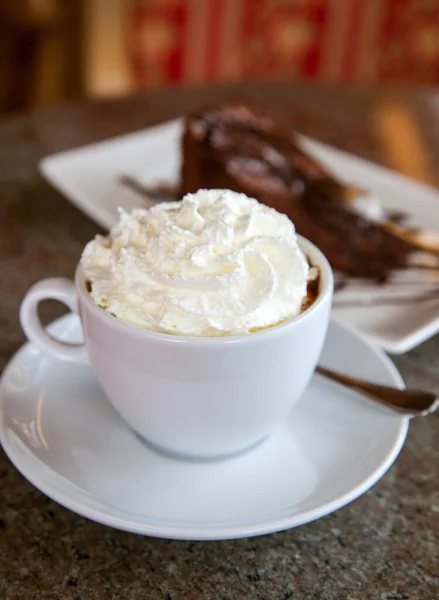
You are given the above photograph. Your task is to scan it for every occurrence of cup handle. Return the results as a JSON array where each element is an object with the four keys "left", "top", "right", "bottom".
[{"left": 20, "top": 278, "right": 88, "bottom": 364}]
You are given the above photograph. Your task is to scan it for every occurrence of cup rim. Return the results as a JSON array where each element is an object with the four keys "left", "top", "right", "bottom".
[{"left": 76, "top": 235, "right": 333, "bottom": 346}]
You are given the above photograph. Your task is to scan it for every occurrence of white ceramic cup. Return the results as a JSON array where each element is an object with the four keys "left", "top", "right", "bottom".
[{"left": 20, "top": 236, "right": 333, "bottom": 459}]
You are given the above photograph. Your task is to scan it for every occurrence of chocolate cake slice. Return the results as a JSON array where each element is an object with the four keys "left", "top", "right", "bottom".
[{"left": 181, "top": 102, "right": 417, "bottom": 282}]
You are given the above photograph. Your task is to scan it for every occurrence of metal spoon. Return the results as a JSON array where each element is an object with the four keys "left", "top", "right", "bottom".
[{"left": 316, "top": 366, "right": 439, "bottom": 417}]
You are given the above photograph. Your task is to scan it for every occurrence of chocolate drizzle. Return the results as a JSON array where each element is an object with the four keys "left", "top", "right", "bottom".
[{"left": 119, "top": 175, "right": 181, "bottom": 201}]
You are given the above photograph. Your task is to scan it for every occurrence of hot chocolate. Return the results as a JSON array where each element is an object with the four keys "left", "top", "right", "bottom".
[{"left": 81, "top": 189, "right": 320, "bottom": 337}]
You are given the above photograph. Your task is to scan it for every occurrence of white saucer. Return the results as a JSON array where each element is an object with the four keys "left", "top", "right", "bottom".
[{"left": 0, "top": 315, "right": 408, "bottom": 540}]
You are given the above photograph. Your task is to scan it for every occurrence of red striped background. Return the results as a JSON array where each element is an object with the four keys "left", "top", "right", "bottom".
[{"left": 129, "top": 0, "right": 439, "bottom": 87}]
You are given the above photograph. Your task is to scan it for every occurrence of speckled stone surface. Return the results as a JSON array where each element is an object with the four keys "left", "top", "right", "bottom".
[{"left": 0, "top": 83, "right": 438, "bottom": 600}]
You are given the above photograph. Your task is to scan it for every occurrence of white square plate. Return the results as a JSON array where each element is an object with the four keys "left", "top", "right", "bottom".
[{"left": 40, "top": 119, "right": 439, "bottom": 353}]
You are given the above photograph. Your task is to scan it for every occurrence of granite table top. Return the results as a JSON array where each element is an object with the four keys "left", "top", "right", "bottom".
[{"left": 0, "top": 82, "right": 438, "bottom": 600}]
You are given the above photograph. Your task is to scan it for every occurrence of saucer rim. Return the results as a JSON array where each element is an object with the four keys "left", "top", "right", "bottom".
[{"left": 0, "top": 315, "right": 409, "bottom": 540}]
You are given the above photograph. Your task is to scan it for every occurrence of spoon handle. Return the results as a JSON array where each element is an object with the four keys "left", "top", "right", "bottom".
[{"left": 316, "top": 366, "right": 438, "bottom": 417}]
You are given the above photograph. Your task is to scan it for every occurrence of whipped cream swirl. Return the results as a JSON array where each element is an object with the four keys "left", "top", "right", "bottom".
[{"left": 81, "top": 189, "right": 309, "bottom": 336}]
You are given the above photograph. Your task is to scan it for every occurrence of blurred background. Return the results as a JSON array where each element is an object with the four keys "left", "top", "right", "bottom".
[{"left": 1, "top": 0, "right": 438, "bottom": 115}]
